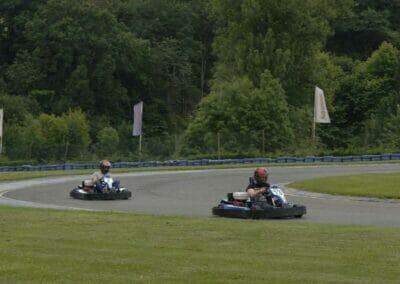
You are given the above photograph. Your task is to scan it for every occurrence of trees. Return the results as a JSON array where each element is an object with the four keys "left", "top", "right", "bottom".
[
  {"left": 327, "top": 0, "right": 400, "bottom": 60},
  {"left": 0, "top": 0, "right": 217, "bottom": 161},
  {"left": 5, "top": 109, "right": 91, "bottom": 161},
  {"left": 181, "top": 72, "right": 292, "bottom": 156},
  {"left": 95, "top": 126, "right": 119, "bottom": 157},
  {"left": 332, "top": 42, "right": 400, "bottom": 147},
  {"left": 116, "top": 0, "right": 215, "bottom": 134},
  {"left": 64, "top": 109, "right": 91, "bottom": 158},
  {"left": 209, "top": 0, "right": 344, "bottom": 107},
  {"left": 182, "top": 0, "right": 348, "bottom": 156},
  {"left": 1, "top": 0, "right": 400, "bottom": 161},
  {"left": 0, "top": 0, "right": 46, "bottom": 69},
  {"left": 5, "top": 0, "right": 150, "bottom": 120}
]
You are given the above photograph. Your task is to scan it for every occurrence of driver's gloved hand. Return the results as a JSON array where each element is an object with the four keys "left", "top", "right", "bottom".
[
  {"left": 112, "top": 180, "right": 121, "bottom": 192},
  {"left": 263, "top": 188, "right": 272, "bottom": 197}
]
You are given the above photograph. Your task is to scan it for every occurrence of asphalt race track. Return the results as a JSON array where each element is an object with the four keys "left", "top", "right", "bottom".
[{"left": 1, "top": 163, "right": 400, "bottom": 227}]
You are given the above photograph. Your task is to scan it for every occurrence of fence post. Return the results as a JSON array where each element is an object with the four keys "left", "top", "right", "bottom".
[
  {"left": 64, "top": 141, "right": 69, "bottom": 161},
  {"left": 217, "top": 132, "right": 221, "bottom": 160},
  {"left": 262, "top": 129, "right": 265, "bottom": 154}
]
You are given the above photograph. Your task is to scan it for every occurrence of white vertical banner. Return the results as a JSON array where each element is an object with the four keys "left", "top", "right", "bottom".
[
  {"left": 132, "top": 101, "right": 143, "bottom": 136},
  {"left": 314, "top": 86, "right": 331, "bottom": 123}
]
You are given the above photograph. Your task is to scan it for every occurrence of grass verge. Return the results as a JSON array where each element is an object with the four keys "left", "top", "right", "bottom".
[
  {"left": 1, "top": 160, "right": 399, "bottom": 182},
  {"left": 0, "top": 206, "right": 399, "bottom": 283},
  {"left": 289, "top": 173, "right": 400, "bottom": 199}
]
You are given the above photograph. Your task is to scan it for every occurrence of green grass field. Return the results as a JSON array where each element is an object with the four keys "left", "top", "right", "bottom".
[
  {"left": 289, "top": 172, "right": 400, "bottom": 199},
  {"left": 0, "top": 206, "right": 399, "bottom": 283}
]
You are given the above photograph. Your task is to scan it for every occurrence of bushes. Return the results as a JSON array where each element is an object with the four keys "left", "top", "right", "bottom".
[{"left": 4, "top": 110, "right": 91, "bottom": 161}]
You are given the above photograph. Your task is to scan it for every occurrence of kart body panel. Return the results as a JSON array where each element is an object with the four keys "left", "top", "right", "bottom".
[
  {"left": 212, "top": 184, "right": 306, "bottom": 219},
  {"left": 212, "top": 203, "right": 306, "bottom": 219},
  {"left": 70, "top": 187, "right": 132, "bottom": 200},
  {"left": 70, "top": 176, "right": 132, "bottom": 200}
]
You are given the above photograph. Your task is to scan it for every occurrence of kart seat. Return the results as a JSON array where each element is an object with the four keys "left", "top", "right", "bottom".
[
  {"left": 83, "top": 179, "right": 94, "bottom": 187},
  {"left": 232, "top": 191, "right": 249, "bottom": 200}
]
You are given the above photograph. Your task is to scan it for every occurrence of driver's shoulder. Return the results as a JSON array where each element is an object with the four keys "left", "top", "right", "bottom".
[{"left": 92, "top": 171, "right": 103, "bottom": 179}]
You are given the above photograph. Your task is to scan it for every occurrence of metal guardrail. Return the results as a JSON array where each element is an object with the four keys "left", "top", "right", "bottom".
[{"left": 0, "top": 153, "right": 399, "bottom": 172}]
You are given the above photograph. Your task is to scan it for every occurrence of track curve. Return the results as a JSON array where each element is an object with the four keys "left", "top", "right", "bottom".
[{"left": 1, "top": 164, "right": 400, "bottom": 227}]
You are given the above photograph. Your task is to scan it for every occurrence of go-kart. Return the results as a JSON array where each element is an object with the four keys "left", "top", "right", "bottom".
[
  {"left": 70, "top": 175, "right": 132, "bottom": 200},
  {"left": 212, "top": 184, "right": 306, "bottom": 219}
]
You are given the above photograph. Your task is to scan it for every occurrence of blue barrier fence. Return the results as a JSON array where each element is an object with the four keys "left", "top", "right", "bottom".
[{"left": 0, "top": 153, "right": 400, "bottom": 172}]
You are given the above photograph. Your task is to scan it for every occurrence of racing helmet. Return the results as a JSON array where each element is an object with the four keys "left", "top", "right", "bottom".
[
  {"left": 99, "top": 159, "right": 111, "bottom": 174},
  {"left": 254, "top": 167, "right": 268, "bottom": 184}
]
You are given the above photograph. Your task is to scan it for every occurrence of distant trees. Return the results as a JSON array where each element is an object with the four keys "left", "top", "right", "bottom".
[
  {"left": 208, "top": 0, "right": 343, "bottom": 106},
  {"left": 183, "top": 0, "right": 400, "bottom": 157},
  {"left": 5, "top": 109, "right": 91, "bottom": 161},
  {"left": 95, "top": 126, "right": 120, "bottom": 157},
  {"left": 115, "top": 0, "right": 215, "bottom": 134},
  {"left": 0, "top": 0, "right": 215, "bottom": 161},
  {"left": 326, "top": 0, "right": 400, "bottom": 59},
  {"left": 182, "top": 72, "right": 292, "bottom": 155},
  {"left": 332, "top": 42, "right": 400, "bottom": 147},
  {"left": 5, "top": 0, "right": 150, "bottom": 120},
  {"left": 182, "top": 0, "right": 348, "bottom": 155},
  {"left": 0, "top": 0, "right": 399, "bottom": 162}
]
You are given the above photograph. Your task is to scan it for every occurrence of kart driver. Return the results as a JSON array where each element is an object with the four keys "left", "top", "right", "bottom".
[
  {"left": 245, "top": 167, "right": 273, "bottom": 206},
  {"left": 92, "top": 159, "right": 120, "bottom": 192}
]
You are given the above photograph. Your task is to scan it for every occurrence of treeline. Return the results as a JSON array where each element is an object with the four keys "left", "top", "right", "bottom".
[{"left": 0, "top": 0, "right": 399, "bottom": 163}]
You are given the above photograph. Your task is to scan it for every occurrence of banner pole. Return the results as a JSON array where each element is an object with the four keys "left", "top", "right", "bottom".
[
  {"left": 139, "top": 134, "right": 142, "bottom": 154},
  {"left": 262, "top": 129, "right": 265, "bottom": 153},
  {"left": 217, "top": 132, "right": 220, "bottom": 160},
  {"left": 312, "top": 120, "right": 316, "bottom": 143}
]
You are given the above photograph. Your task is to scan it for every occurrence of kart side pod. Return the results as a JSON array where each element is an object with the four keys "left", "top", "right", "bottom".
[{"left": 213, "top": 187, "right": 307, "bottom": 219}]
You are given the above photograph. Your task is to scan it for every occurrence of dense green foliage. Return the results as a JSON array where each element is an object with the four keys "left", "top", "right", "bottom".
[
  {"left": 182, "top": 72, "right": 293, "bottom": 155},
  {"left": 0, "top": 0, "right": 400, "bottom": 163},
  {"left": 5, "top": 109, "right": 90, "bottom": 161}
]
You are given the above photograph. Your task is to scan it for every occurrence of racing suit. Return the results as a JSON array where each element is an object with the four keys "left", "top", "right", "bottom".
[
  {"left": 245, "top": 177, "right": 273, "bottom": 208},
  {"left": 92, "top": 172, "right": 120, "bottom": 193}
]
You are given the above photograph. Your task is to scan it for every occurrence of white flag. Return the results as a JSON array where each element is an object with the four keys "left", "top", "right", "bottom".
[
  {"left": 132, "top": 101, "right": 143, "bottom": 136},
  {"left": 0, "top": 108, "right": 3, "bottom": 138},
  {"left": 314, "top": 86, "right": 330, "bottom": 123}
]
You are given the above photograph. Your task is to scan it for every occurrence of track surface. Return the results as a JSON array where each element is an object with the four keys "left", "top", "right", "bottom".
[{"left": 1, "top": 164, "right": 400, "bottom": 227}]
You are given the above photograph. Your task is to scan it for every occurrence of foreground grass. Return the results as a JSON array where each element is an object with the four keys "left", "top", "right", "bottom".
[
  {"left": 289, "top": 173, "right": 400, "bottom": 199},
  {"left": 0, "top": 207, "right": 399, "bottom": 283}
]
